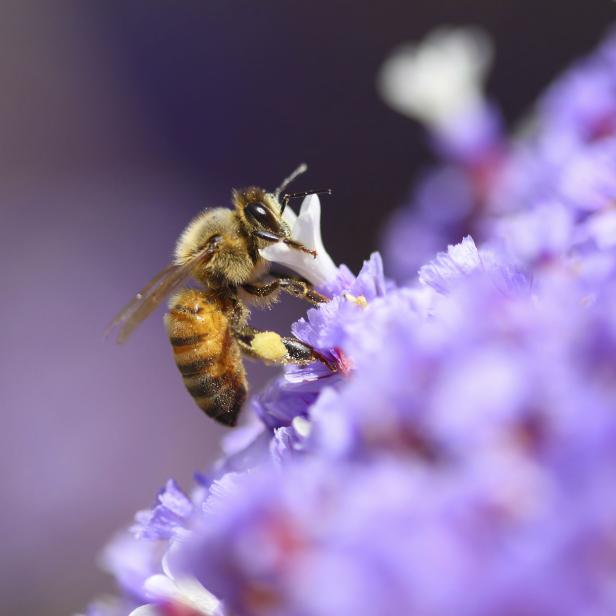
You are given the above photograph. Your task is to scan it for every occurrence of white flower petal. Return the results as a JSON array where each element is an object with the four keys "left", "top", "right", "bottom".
[
  {"left": 129, "top": 605, "right": 160, "bottom": 616},
  {"left": 174, "top": 577, "right": 221, "bottom": 614},
  {"left": 143, "top": 571, "right": 221, "bottom": 615},
  {"left": 378, "top": 26, "right": 493, "bottom": 128},
  {"left": 142, "top": 545, "right": 221, "bottom": 615},
  {"left": 281, "top": 202, "right": 298, "bottom": 226},
  {"left": 292, "top": 415, "right": 312, "bottom": 438},
  {"left": 143, "top": 573, "right": 178, "bottom": 600},
  {"left": 260, "top": 194, "right": 338, "bottom": 287}
]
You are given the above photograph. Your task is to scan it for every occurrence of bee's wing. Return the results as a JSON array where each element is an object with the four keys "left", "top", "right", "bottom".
[{"left": 107, "top": 245, "right": 216, "bottom": 344}]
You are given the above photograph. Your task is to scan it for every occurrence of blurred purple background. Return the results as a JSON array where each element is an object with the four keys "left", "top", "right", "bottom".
[{"left": 1, "top": 2, "right": 613, "bottom": 614}]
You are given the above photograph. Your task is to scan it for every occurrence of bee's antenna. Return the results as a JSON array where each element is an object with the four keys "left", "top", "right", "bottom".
[
  {"left": 281, "top": 188, "right": 332, "bottom": 214},
  {"left": 274, "top": 163, "right": 308, "bottom": 200}
]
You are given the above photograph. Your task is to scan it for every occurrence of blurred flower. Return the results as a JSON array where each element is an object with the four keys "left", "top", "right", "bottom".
[
  {"left": 381, "top": 25, "right": 616, "bottom": 287},
  {"left": 378, "top": 26, "right": 509, "bottom": 282},
  {"left": 98, "top": 531, "right": 165, "bottom": 604},
  {"left": 377, "top": 26, "right": 493, "bottom": 132},
  {"left": 492, "top": 201, "right": 574, "bottom": 265},
  {"left": 538, "top": 32, "right": 616, "bottom": 145}
]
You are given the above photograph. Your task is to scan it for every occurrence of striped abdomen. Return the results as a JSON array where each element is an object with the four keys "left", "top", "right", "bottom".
[{"left": 165, "top": 289, "right": 247, "bottom": 426}]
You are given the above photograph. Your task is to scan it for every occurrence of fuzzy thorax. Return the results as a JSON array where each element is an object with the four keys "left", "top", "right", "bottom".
[{"left": 175, "top": 208, "right": 256, "bottom": 285}]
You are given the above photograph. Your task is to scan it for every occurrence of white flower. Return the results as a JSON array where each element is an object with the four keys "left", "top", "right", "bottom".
[
  {"left": 292, "top": 415, "right": 312, "bottom": 438},
  {"left": 260, "top": 193, "right": 338, "bottom": 288},
  {"left": 377, "top": 26, "right": 493, "bottom": 129},
  {"left": 130, "top": 547, "right": 221, "bottom": 616}
]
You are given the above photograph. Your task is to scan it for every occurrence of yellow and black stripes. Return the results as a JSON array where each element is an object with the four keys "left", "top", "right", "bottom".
[
  {"left": 176, "top": 357, "right": 213, "bottom": 377},
  {"left": 164, "top": 283, "right": 333, "bottom": 427},
  {"left": 169, "top": 333, "right": 206, "bottom": 347},
  {"left": 165, "top": 288, "right": 247, "bottom": 427}
]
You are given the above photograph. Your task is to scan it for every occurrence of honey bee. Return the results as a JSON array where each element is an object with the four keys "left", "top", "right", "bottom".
[{"left": 109, "top": 164, "right": 334, "bottom": 426}]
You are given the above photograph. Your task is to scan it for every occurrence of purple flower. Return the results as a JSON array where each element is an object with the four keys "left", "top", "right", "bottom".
[
  {"left": 133, "top": 480, "right": 194, "bottom": 541},
  {"left": 556, "top": 137, "right": 616, "bottom": 211},
  {"left": 431, "top": 101, "right": 505, "bottom": 164},
  {"left": 246, "top": 253, "right": 389, "bottom": 433},
  {"left": 491, "top": 201, "right": 575, "bottom": 265},
  {"left": 269, "top": 417, "right": 312, "bottom": 467},
  {"left": 175, "top": 243, "right": 616, "bottom": 613},
  {"left": 213, "top": 420, "right": 272, "bottom": 476},
  {"left": 418, "top": 235, "right": 530, "bottom": 297},
  {"left": 178, "top": 422, "right": 616, "bottom": 616},
  {"left": 249, "top": 371, "right": 328, "bottom": 431},
  {"left": 292, "top": 252, "right": 388, "bottom": 355},
  {"left": 539, "top": 39, "right": 616, "bottom": 144},
  {"left": 383, "top": 26, "right": 616, "bottom": 282}
]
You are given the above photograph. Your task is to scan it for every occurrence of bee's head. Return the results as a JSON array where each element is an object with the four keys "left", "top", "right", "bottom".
[
  {"left": 233, "top": 187, "right": 292, "bottom": 248},
  {"left": 231, "top": 165, "right": 321, "bottom": 258},
  {"left": 233, "top": 163, "right": 310, "bottom": 247}
]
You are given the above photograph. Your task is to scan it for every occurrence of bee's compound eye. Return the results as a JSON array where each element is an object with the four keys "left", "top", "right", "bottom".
[{"left": 245, "top": 201, "right": 279, "bottom": 232}]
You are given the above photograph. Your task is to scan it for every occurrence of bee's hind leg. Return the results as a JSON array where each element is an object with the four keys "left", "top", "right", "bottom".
[{"left": 234, "top": 325, "right": 336, "bottom": 371}]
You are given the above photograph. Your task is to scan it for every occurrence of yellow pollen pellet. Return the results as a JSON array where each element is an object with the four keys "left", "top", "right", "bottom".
[{"left": 252, "top": 332, "right": 288, "bottom": 361}]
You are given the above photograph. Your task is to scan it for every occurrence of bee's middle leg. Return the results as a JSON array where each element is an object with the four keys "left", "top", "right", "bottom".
[{"left": 242, "top": 275, "right": 328, "bottom": 306}]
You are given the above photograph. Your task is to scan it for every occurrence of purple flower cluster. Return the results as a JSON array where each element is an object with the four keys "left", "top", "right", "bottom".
[
  {"left": 383, "top": 25, "right": 616, "bottom": 282},
  {"left": 83, "top": 27, "right": 616, "bottom": 616}
]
